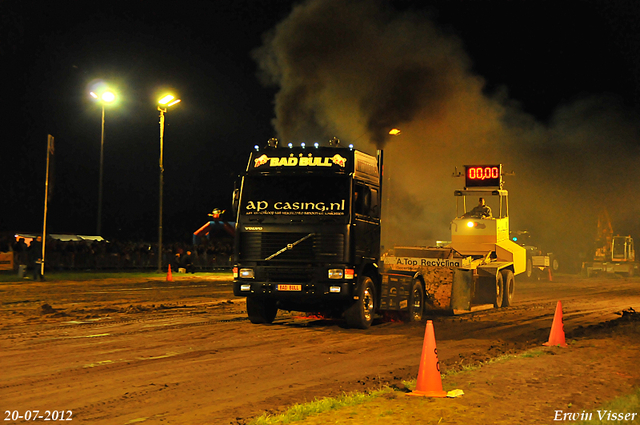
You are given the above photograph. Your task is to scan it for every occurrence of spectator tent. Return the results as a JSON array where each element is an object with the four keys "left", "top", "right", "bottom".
[{"left": 14, "top": 233, "right": 105, "bottom": 245}]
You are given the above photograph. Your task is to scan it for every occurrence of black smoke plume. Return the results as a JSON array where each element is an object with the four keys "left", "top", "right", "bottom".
[{"left": 254, "top": 0, "right": 640, "bottom": 270}]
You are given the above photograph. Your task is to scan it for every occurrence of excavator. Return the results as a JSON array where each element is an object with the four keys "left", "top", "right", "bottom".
[{"left": 581, "top": 209, "right": 637, "bottom": 277}]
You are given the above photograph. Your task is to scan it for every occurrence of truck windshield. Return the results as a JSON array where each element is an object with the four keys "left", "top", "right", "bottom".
[{"left": 240, "top": 175, "right": 349, "bottom": 221}]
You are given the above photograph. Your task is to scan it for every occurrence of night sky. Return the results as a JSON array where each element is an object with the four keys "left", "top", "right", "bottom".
[{"left": 3, "top": 0, "right": 640, "bottom": 252}]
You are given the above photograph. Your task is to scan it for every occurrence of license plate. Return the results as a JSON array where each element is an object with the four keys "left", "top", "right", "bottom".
[{"left": 277, "top": 284, "right": 302, "bottom": 291}]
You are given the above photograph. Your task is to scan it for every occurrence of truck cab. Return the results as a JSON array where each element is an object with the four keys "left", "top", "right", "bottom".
[{"left": 232, "top": 138, "right": 383, "bottom": 328}]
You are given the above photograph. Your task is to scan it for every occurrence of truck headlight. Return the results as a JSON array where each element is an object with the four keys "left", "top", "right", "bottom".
[
  {"left": 239, "top": 268, "right": 255, "bottom": 279},
  {"left": 240, "top": 284, "right": 252, "bottom": 291},
  {"left": 466, "top": 221, "right": 485, "bottom": 229},
  {"left": 328, "top": 269, "right": 344, "bottom": 279}
]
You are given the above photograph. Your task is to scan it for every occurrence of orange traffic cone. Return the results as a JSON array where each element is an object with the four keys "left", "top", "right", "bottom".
[
  {"left": 166, "top": 264, "right": 174, "bottom": 282},
  {"left": 543, "top": 300, "right": 568, "bottom": 347},
  {"left": 407, "top": 320, "right": 448, "bottom": 397},
  {"left": 547, "top": 266, "right": 553, "bottom": 281}
]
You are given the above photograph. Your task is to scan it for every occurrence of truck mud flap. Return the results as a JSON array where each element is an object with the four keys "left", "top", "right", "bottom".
[
  {"left": 451, "top": 269, "right": 471, "bottom": 311},
  {"left": 450, "top": 269, "right": 494, "bottom": 314},
  {"left": 380, "top": 274, "right": 412, "bottom": 311}
]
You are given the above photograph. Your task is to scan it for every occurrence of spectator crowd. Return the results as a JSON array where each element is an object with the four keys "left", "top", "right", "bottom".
[{"left": 0, "top": 235, "right": 232, "bottom": 273}]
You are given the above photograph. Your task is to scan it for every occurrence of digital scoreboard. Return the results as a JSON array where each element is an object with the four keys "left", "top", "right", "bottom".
[{"left": 464, "top": 165, "right": 502, "bottom": 188}]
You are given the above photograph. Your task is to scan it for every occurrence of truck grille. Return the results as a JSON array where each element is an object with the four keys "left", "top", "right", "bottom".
[
  {"left": 240, "top": 232, "right": 344, "bottom": 262},
  {"left": 263, "top": 267, "right": 314, "bottom": 282}
]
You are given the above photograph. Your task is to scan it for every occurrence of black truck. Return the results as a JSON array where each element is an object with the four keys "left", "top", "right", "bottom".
[{"left": 232, "top": 138, "right": 382, "bottom": 328}]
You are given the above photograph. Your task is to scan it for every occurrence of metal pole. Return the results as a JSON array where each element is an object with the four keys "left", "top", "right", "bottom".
[
  {"left": 97, "top": 105, "right": 105, "bottom": 236},
  {"left": 42, "top": 135, "right": 53, "bottom": 277},
  {"left": 157, "top": 107, "right": 166, "bottom": 272}
]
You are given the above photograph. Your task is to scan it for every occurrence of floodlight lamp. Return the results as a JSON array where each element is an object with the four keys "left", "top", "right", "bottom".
[
  {"left": 314, "top": 142, "right": 319, "bottom": 148},
  {"left": 301, "top": 142, "right": 306, "bottom": 148},
  {"left": 288, "top": 143, "right": 293, "bottom": 148},
  {"left": 389, "top": 128, "right": 401, "bottom": 136},
  {"left": 90, "top": 92, "right": 98, "bottom": 99},
  {"left": 158, "top": 95, "right": 175, "bottom": 105},
  {"left": 101, "top": 91, "right": 115, "bottom": 103},
  {"left": 254, "top": 145, "right": 259, "bottom": 151}
]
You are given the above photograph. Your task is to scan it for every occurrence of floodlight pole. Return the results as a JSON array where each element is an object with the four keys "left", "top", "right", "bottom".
[
  {"left": 41, "top": 134, "right": 54, "bottom": 277},
  {"left": 97, "top": 105, "right": 105, "bottom": 236},
  {"left": 157, "top": 106, "right": 166, "bottom": 272}
]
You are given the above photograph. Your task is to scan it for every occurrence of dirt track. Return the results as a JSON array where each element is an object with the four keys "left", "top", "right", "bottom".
[{"left": 1, "top": 273, "right": 638, "bottom": 424}]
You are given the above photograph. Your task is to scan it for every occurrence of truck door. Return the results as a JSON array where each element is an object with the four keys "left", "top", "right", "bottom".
[{"left": 354, "top": 183, "right": 381, "bottom": 260}]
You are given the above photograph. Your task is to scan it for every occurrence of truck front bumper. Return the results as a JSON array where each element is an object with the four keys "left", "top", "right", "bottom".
[{"left": 233, "top": 280, "right": 353, "bottom": 301}]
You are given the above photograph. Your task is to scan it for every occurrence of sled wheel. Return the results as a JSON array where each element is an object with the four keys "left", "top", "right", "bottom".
[
  {"left": 493, "top": 272, "right": 504, "bottom": 308},
  {"left": 500, "top": 269, "right": 515, "bottom": 307},
  {"left": 405, "top": 279, "right": 424, "bottom": 322}
]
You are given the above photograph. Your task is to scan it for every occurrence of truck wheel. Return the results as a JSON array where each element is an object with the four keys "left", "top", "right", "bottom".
[
  {"left": 493, "top": 272, "right": 504, "bottom": 308},
  {"left": 405, "top": 279, "right": 424, "bottom": 322},
  {"left": 501, "top": 269, "right": 515, "bottom": 307},
  {"left": 246, "top": 297, "right": 278, "bottom": 324},
  {"left": 580, "top": 264, "right": 589, "bottom": 278},
  {"left": 345, "top": 275, "right": 376, "bottom": 329},
  {"left": 525, "top": 258, "right": 533, "bottom": 280}
]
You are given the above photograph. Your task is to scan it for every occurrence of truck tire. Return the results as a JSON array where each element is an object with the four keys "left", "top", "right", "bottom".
[
  {"left": 580, "top": 264, "right": 589, "bottom": 278},
  {"left": 405, "top": 279, "right": 424, "bottom": 322},
  {"left": 525, "top": 258, "right": 533, "bottom": 280},
  {"left": 345, "top": 275, "right": 376, "bottom": 329},
  {"left": 501, "top": 269, "right": 515, "bottom": 307},
  {"left": 493, "top": 272, "right": 504, "bottom": 308},
  {"left": 246, "top": 297, "right": 278, "bottom": 324}
]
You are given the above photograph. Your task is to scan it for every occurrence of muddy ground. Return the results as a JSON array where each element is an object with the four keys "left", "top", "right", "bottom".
[{"left": 1, "top": 273, "right": 638, "bottom": 424}]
